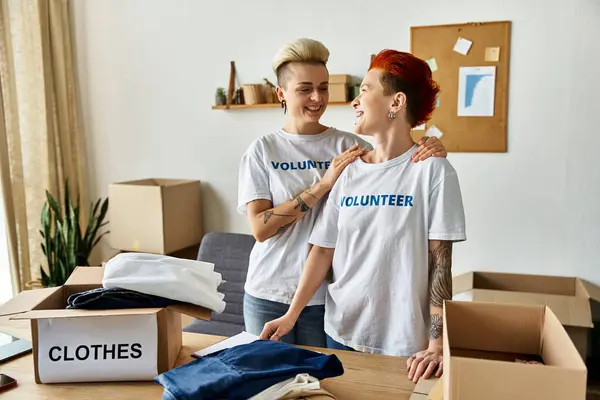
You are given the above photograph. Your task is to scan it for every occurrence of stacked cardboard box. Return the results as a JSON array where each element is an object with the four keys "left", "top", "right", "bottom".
[
  {"left": 329, "top": 74, "right": 350, "bottom": 103},
  {"left": 108, "top": 178, "right": 203, "bottom": 255},
  {"left": 453, "top": 271, "right": 600, "bottom": 361},
  {"left": 108, "top": 178, "right": 205, "bottom": 328},
  {"left": 443, "top": 300, "right": 587, "bottom": 400}
]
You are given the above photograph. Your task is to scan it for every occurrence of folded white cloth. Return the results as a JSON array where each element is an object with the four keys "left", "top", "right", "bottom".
[
  {"left": 102, "top": 252, "right": 226, "bottom": 313},
  {"left": 249, "top": 373, "right": 321, "bottom": 400}
]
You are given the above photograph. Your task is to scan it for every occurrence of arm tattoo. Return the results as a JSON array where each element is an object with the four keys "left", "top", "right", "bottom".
[
  {"left": 429, "top": 241, "right": 453, "bottom": 308},
  {"left": 260, "top": 210, "right": 294, "bottom": 224},
  {"left": 429, "top": 313, "right": 443, "bottom": 340},
  {"left": 276, "top": 219, "right": 297, "bottom": 235},
  {"left": 294, "top": 195, "right": 311, "bottom": 213},
  {"left": 304, "top": 189, "right": 319, "bottom": 200}
]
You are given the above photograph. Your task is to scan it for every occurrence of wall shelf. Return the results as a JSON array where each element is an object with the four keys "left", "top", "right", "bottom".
[{"left": 212, "top": 102, "right": 352, "bottom": 110}]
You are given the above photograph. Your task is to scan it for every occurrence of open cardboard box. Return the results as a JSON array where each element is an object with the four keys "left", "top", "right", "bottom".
[
  {"left": 109, "top": 178, "right": 203, "bottom": 254},
  {"left": 0, "top": 267, "right": 211, "bottom": 383},
  {"left": 410, "top": 377, "right": 443, "bottom": 400},
  {"left": 443, "top": 300, "right": 587, "bottom": 400},
  {"left": 453, "top": 271, "right": 600, "bottom": 360}
]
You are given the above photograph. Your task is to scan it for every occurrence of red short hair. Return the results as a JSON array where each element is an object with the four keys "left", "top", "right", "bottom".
[{"left": 369, "top": 50, "right": 440, "bottom": 127}]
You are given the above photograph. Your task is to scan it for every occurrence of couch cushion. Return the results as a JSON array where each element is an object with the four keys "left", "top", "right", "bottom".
[
  {"left": 183, "top": 232, "right": 255, "bottom": 335},
  {"left": 184, "top": 319, "right": 245, "bottom": 337}
]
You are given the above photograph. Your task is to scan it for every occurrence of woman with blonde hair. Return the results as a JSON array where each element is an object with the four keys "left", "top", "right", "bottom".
[{"left": 239, "top": 39, "right": 447, "bottom": 347}]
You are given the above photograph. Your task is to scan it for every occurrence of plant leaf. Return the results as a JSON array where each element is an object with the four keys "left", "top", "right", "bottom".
[
  {"left": 46, "top": 190, "right": 61, "bottom": 221},
  {"left": 64, "top": 179, "right": 70, "bottom": 222},
  {"left": 40, "top": 266, "right": 49, "bottom": 287},
  {"left": 39, "top": 181, "right": 109, "bottom": 287},
  {"left": 86, "top": 197, "right": 109, "bottom": 259},
  {"left": 92, "top": 231, "right": 109, "bottom": 249}
]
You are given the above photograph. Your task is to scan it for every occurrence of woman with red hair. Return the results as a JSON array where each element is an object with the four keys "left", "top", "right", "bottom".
[
  {"left": 260, "top": 50, "right": 466, "bottom": 383},
  {"left": 239, "top": 39, "right": 447, "bottom": 349}
]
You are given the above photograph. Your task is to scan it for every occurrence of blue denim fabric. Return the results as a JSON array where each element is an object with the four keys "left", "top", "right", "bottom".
[
  {"left": 243, "top": 292, "right": 326, "bottom": 347},
  {"left": 326, "top": 334, "right": 356, "bottom": 351},
  {"left": 66, "top": 287, "right": 180, "bottom": 310},
  {"left": 154, "top": 339, "right": 344, "bottom": 400}
]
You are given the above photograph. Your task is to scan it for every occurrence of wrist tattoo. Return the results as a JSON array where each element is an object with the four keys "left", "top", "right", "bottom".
[
  {"left": 429, "top": 241, "right": 453, "bottom": 308},
  {"left": 294, "top": 195, "right": 310, "bottom": 213},
  {"left": 304, "top": 189, "right": 319, "bottom": 200},
  {"left": 430, "top": 313, "right": 443, "bottom": 340}
]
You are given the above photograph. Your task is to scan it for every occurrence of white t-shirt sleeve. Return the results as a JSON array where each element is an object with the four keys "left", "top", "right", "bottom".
[
  {"left": 363, "top": 141, "right": 375, "bottom": 152},
  {"left": 355, "top": 136, "right": 374, "bottom": 152},
  {"left": 308, "top": 184, "right": 340, "bottom": 249},
  {"left": 237, "top": 145, "right": 271, "bottom": 214},
  {"left": 428, "top": 171, "right": 467, "bottom": 241}
]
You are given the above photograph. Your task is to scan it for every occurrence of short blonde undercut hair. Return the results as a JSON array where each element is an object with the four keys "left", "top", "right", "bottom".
[{"left": 272, "top": 38, "right": 330, "bottom": 87}]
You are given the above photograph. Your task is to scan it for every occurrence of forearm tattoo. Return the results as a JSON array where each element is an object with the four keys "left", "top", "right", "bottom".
[
  {"left": 430, "top": 313, "right": 443, "bottom": 340},
  {"left": 276, "top": 219, "right": 297, "bottom": 235},
  {"left": 429, "top": 241, "right": 453, "bottom": 308},
  {"left": 294, "top": 195, "right": 311, "bottom": 213},
  {"left": 260, "top": 210, "right": 294, "bottom": 224}
]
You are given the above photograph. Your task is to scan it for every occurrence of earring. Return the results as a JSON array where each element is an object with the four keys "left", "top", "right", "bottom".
[
  {"left": 281, "top": 100, "right": 287, "bottom": 114},
  {"left": 388, "top": 110, "right": 397, "bottom": 120}
]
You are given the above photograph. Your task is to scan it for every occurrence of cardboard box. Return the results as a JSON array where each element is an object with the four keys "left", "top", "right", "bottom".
[
  {"left": 453, "top": 271, "right": 600, "bottom": 360},
  {"left": 443, "top": 300, "right": 587, "bottom": 400},
  {"left": 428, "top": 379, "right": 443, "bottom": 400},
  {"left": 0, "top": 267, "right": 211, "bottom": 383},
  {"left": 411, "top": 378, "right": 443, "bottom": 400},
  {"left": 329, "top": 74, "right": 351, "bottom": 84},
  {"left": 109, "top": 178, "right": 202, "bottom": 254},
  {"left": 329, "top": 83, "right": 348, "bottom": 102}
]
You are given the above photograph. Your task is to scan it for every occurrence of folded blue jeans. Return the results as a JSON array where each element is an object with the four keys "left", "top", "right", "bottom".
[
  {"left": 66, "top": 287, "right": 180, "bottom": 310},
  {"left": 155, "top": 339, "right": 344, "bottom": 400}
]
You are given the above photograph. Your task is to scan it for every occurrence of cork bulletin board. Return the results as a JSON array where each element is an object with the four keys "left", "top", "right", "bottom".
[{"left": 410, "top": 21, "right": 511, "bottom": 152}]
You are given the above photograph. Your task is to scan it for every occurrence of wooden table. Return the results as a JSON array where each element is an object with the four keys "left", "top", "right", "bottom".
[{"left": 0, "top": 316, "right": 417, "bottom": 399}]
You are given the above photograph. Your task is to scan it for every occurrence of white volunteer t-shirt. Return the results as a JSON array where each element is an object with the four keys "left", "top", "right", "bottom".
[
  {"left": 238, "top": 127, "right": 372, "bottom": 305},
  {"left": 309, "top": 144, "right": 466, "bottom": 356}
]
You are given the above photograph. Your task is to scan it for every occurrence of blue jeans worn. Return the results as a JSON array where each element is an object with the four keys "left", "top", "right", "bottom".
[
  {"left": 243, "top": 292, "right": 326, "bottom": 348},
  {"left": 154, "top": 339, "right": 344, "bottom": 400},
  {"left": 326, "top": 334, "right": 356, "bottom": 351}
]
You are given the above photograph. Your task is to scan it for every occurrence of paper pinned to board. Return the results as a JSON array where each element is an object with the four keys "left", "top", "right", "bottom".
[
  {"left": 193, "top": 331, "right": 259, "bottom": 358},
  {"left": 485, "top": 46, "right": 501, "bottom": 62},
  {"left": 453, "top": 37, "right": 473, "bottom": 55},
  {"left": 457, "top": 66, "right": 496, "bottom": 117},
  {"left": 425, "top": 58, "right": 438, "bottom": 72},
  {"left": 414, "top": 123, "right": 427, "bottom": 130},
  {"left": 426, "top": 125, "right": 444, "bottom": 139}
]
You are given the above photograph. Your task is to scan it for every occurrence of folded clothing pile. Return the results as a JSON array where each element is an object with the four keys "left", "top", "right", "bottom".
[
  {"left": 155, "top": 340, "right": 344, "bottom": 400},
  {"left": 67, "top": 287, "right": 181, "bottom": 310},
  {"left": 102, "top": 252, "right": 226, "bottom": 313}
]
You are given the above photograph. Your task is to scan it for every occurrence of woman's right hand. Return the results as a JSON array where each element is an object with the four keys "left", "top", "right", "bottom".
[
  {"left": 320, "top": 144, "right": 367, "bottom": 190},
  {"left": 259, "top": 314, "right": 297, "bottom": 341}
]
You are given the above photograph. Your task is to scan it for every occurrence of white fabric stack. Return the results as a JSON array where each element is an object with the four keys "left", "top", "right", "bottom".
[
  {"left": 248, "top": 374, "right": 321, "bottom": 400},
  {"left": 102, "top": 252, "right": 226, "bottom": 313}
]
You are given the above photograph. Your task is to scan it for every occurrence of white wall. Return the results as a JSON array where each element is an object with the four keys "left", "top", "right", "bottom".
[{"left": 72, "top": 0, "right": 600, "bottom": 284}]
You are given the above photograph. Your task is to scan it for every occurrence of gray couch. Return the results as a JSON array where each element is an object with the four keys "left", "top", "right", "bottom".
[{"left": 183, "top": 232, "right": 255, "bottom": 336}]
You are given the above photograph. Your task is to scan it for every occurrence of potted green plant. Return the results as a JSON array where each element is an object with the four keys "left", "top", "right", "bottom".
[
  {"left": 215, "top": 87, "right": 227, "bottom": 105},
  {"left": 39, "top": 180, "right": 109, "bottom": 287}
]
